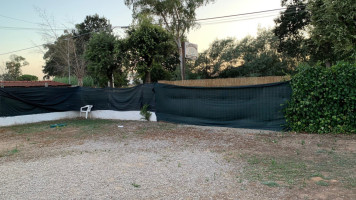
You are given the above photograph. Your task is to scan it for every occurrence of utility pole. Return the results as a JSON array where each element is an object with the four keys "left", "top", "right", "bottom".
[
  {"left": 181, "top": 41, "right": 186, "bottom": 80},
  {"left": 67, "top": 36, "right": 71, "bottom": 85},
  {"left": 64, "top": 30, "right": 71, "bottom": 85}
]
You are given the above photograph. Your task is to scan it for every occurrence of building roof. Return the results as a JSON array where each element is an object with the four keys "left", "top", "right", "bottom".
[{"left": 0, "top": 81, "right": 71, "bottom": 88}]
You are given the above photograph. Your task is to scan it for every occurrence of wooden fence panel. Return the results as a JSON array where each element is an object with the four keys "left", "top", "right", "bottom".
[{"left": 158, "top": 76, "right": 291, "bottom": 87}]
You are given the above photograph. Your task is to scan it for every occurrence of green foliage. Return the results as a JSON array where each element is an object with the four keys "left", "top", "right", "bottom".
[
  {"left": 308, "top": 0, "right": 356, "bottom": 63},
  {"left": 125, "top": 0, "right": 215, "bottom": 79},
  {"left": 140, "top": 104, "right": 152, "bottom": 121},
  {"left": 150, "top": 63, "right": 175, "bottom": 82},
  {"left": 192, "top": 29, "right": 295, "bottom": 79},
  {"left": 75, "top": 14, "right": 112, "bottom": 43},
  {"left": 85, "top": 32, "right": 127, "bottom": 87},
  {"left": 42, "top": 15, "right": 112, "bottom": 84},
  {"left": 274, "top": 0, "right": 356, "bottom": 66},
  {"left": 18, "top": 74, "right": 38, "bottom": 81},
  {"left": 194, "top": 38, "right": 237, "bottom": 78},
  {"left": 126, "top": 16, "right": 178, "bottom": 83},
  {"left": 285, "top": 62, "right": 356, "bottom": 133},
  {"left": 125, "top": 0, "right": 214, "bottom": 39},
  {"left": 53, "top": 76, "right": 94, "bottom": 87},
  {"left": 273, "top": 0, "right": 310, "bottom": 62}
]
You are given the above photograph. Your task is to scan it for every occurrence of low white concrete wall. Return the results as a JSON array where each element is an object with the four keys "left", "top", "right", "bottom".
[
  {"left": 0, "top": 110, "right": 157, "bottom": 127},
  {"left": 91, "top": 110, "right": 157, "bottom": 121},
  {"left": 0, "top": 111, "right": 79, "bottom": 127}
]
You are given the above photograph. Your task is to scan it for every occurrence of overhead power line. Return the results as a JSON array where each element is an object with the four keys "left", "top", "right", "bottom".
[
  {"left": 0, "top": 45, "right": 44, "bottom": 56},
  {"left": 0, "top": 14, "right": 46, "bottom": 26},
  {"left": 0, "top": 26, "right": 122, "bottom": 56},
  {"left": 0, "top": 26, "right": 68, "bottom": 31},
  {"left": 195, "top": 8, "right": 286, "bottom": 22},
  {"left": 0, "top": 7, "right": 305, "bottom": 56},
  {"left": 198, "top": 9, "right": 306, "bottom": 25}
]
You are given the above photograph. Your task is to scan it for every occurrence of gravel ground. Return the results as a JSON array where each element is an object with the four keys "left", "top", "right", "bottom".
[
  {"left": 0, "top": 134, "right": 285, "bottom": 199},
  {"left": 1, "top": 121, "right": 355, "bottom": 199}
]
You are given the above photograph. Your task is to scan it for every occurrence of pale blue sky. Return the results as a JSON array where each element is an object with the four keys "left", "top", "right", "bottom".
[{"left": 0, "top": 0, "right": 282, "bottom": 78}]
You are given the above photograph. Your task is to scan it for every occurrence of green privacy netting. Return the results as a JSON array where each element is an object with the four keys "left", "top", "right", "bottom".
[
  {"left": 154, "top": 82, "right": 291, "bottom": 131},
  {"left": 0, "top": 82, "right": 291, "bottom": 131}
]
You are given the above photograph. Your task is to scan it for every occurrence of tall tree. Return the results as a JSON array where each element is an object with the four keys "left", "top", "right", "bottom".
[
  {"left": 125, "top": 0, "right": 214, "bottom": 80},
  {"left": 126, "top": 16, "right": 178, "bottom": 83},
  {"left": 193, "top": 38, "right": 237, "bottom": 78},
  {"left": 274, "top": 0, "right": 355, "bottom": 66},
  {"left": 75, "top": 14, "right": 113, "bottom": 43},
  {"left": 273, "top": 0, "right": 310, "bottom": 63},
  {"left": 193, "top": 29, "right": 295, "bottom": 78},
  {"left": 85, "top": 32, "right": 126, "bottom": 87},
  {"left": 41, "top": 13, "right": 112, "bottom": 85},
  {"left": 308, "top": 0, "right": 356, "bottom": 63},
  {"left": 4, "top": 55, "right": 29, "bottom": 81},
  {"left": 42, "top": 33, "right": 87, "bottom": 85}
]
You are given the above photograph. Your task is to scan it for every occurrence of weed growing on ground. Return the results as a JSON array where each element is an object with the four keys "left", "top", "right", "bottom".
[
  {"left": 0, "top": 146, "right": 19, "bottom": 157},
  {"left": 301, "top": 140, "right": 305, "bottom": 145},
  {"left": 261, "top": 181, "right": 279, "bottom": 187},
  {"left": 131, "top": 183, "right": 141, "bottom": 188},
  {"left": 316, "top": 180, "right": 329, "bottom": 186},
  {"left": 140, "top": 104, "right": 151, "bottom": 121}
]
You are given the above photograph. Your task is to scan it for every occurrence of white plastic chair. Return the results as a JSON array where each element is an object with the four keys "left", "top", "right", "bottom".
[{"left": 80, "top": 105, "right": 93, "bottom": 119}]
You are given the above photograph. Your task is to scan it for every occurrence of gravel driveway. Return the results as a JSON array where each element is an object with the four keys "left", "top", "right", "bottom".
[
  {"left": 0, "top": 131, "right": 284, "bottom": 199},
  {"left": 1, "top": 120, "right": 355, "bottom": 199}
]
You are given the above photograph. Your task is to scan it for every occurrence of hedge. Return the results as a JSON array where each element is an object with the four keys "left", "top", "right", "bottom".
[{"left": 285, "top": 62, "right": 356, "bottom": 134}]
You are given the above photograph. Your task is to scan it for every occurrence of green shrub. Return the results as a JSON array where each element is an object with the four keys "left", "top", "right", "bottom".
[
  {"left": 140, "top": 104, "right": 152, "bottom": 121},
  {"left": 53, "top": 76, "right": 94, "bottom": 87},
  {"left": 18, "top": 74, "right": 38, "bottom": 81},
  {"left": 285, "top": 62, "right": 356, "bottom": 134}
]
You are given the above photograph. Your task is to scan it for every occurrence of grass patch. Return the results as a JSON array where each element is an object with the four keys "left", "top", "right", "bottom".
[
  {"left": 0, "top": 147, "right": 19, "bottom": 157},
  {"left": 8, "top": 118, "right": 116, "bottom": 135},
  {"left": 345, "top": 177, "right": 356, "bottom": 188},
  {"left": 261, "top": 181, "right": 279, "bottom": 187},
  {"left": 74, "top": 119, "right": 116, "bottom": 134},
  {"left": 316, "top": 180, "right": 329, "bottom": 186},
  {"left": 244, "top": 155, "right": 308, "bottom": 187},
  {"left": 10, "top": 122, "right": 53, "bottom": 134},
  {"left": 157, "top": 122, "right": 177, "bottom": 130},
  {"left": 243, "top": 151, "right": 356, "bottom": 188},
  {"left": 135, "top": 129, "right": 146, "bottom": 135}
]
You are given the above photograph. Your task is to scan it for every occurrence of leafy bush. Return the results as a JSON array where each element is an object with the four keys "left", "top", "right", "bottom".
[
  {"left": 285, "top": 62, "right": 356, "bottom": 134},
  {"left": 53, "top": 76, "right": 94, "bottom": 87},
  {"left": 18, "top": 74, "right": 38, "bottom": 81}
]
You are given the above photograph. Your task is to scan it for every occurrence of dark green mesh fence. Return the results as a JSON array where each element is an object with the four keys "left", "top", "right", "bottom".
[
  {"left": 0, "top": 84, "right": 155, "bottom": 117},
  {"left": 154, "top": 82, "right": 291, "bottom": 131},
  {"left": 1, "top": 82, "right": 291, "bottom": 131}
]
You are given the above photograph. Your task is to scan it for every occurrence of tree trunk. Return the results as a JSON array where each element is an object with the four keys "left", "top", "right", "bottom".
[
  {"left": 112, "top": 73, "right": 115, "bottom": 88},
  {"left": 108, "top": 73, "right": 114, "bottom": 88},
  {"left": 77, "top": 77, "right": 83, "bottom": 87},
  {"left": 144, "top": 71, "right": 151, "bottom": 83},
  {"left": 176, "top": 37, "right": 185, "bottom": 80}
]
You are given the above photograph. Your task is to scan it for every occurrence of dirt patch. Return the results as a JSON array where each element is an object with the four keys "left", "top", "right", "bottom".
[{"left": 0, "top": 119, "right": 355, "bottom": 199}]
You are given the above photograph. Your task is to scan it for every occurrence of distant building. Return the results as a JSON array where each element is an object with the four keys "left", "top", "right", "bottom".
[{"left": 0, "top": 81, "right": 71, "bottom": 88}]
